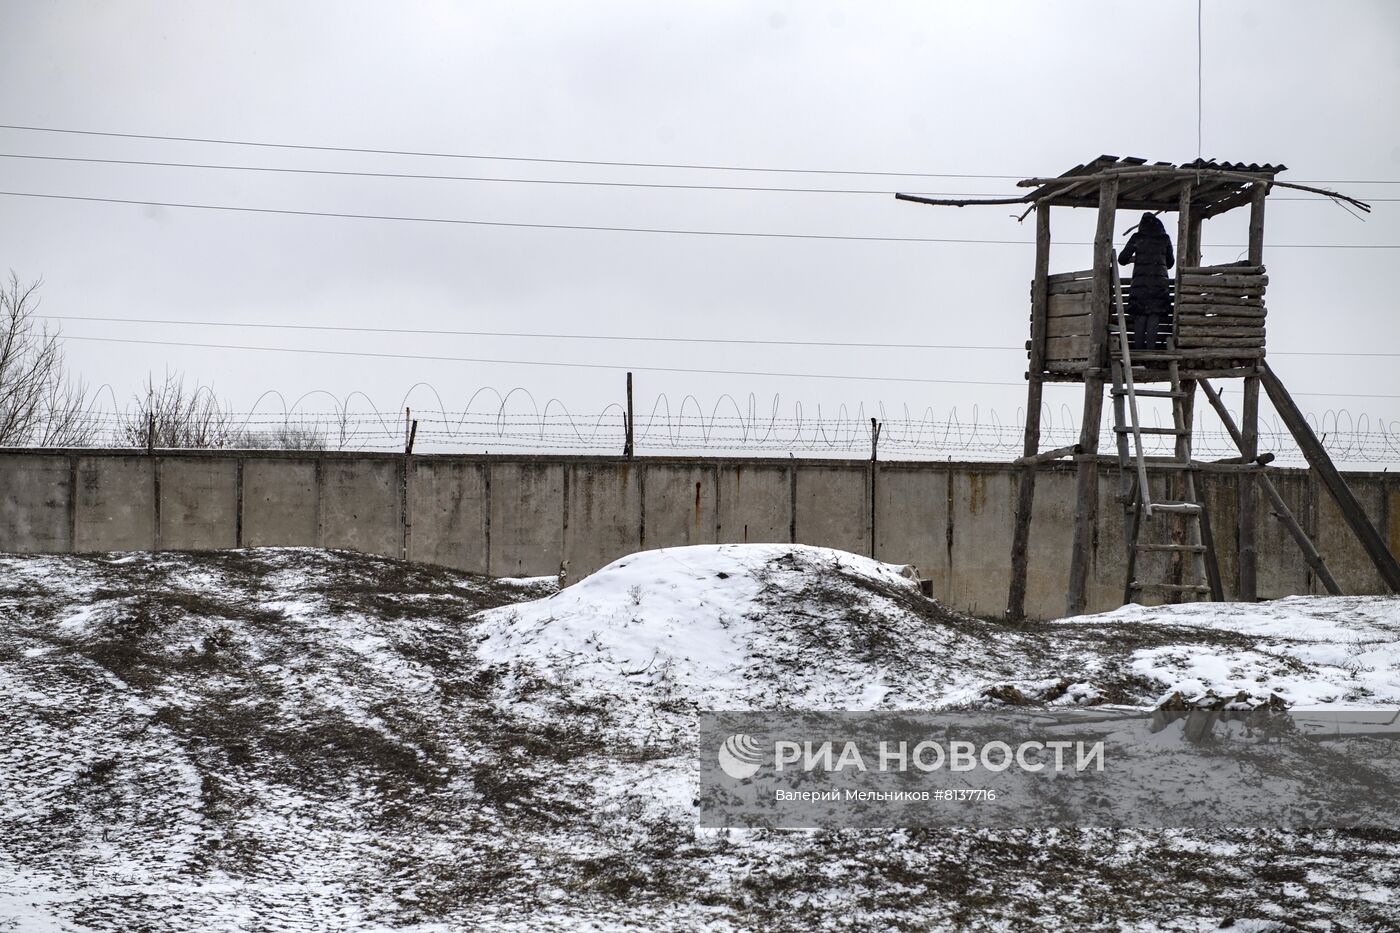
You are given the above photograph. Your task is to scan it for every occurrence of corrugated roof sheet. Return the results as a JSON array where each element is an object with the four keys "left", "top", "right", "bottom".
[{"left": 1025, "top": 156, "right": 1287, "bottom": 215}]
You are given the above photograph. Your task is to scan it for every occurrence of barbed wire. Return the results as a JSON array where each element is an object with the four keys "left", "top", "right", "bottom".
[{"left": 30, "top": 386, "right": 1400, "bottom": 465}]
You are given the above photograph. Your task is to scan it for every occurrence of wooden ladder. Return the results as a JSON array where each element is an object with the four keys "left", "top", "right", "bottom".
[{"left": 1107, "top": 257, "right": 1221, "bottom": 605}]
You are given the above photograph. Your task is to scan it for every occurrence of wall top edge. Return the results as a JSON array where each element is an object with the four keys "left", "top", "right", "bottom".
[{"left": 0, "top": 447, "right": 1391, "bottom": 481}]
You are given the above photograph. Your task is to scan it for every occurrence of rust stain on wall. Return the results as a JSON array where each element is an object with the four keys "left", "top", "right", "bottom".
[{"left": 967, "top": 473, "right": 988, "bottom": 516}]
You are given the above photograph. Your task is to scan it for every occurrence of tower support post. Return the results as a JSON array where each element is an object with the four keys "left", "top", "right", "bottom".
[
  {"left": 1066, "top": 178, "right": 1118, "bottom": 616},
  {"left": 1237, "top": 182, "right": 1268, "bottom": 600},
  {"left": 1008, "top": 204, "right": 1051, "bottom": 620}
]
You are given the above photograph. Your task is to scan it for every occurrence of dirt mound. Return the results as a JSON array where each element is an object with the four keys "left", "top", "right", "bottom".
[{"left": 1, "top": 546, "right": 1397, "bottom": 931}]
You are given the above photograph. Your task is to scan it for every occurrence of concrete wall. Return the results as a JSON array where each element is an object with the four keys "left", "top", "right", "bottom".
[
  {"left": 1, "top": 448, "right": 1395, "bottom": 618},
  {"left": 74, "top": 456, "right": 154, "bottom": 552},
  {"left": 488, "top": 460, "right": 564, "bottom": 577},
  {"left": 242, "top": 458, "right": 318, "bottom": 547},
  {"left": 158, "top": 459, "right": 238, "bottom": 550},
  {"left": 0, "top": 454, "right": 71, "bottom": 553},
  {"left": 408, "top": 459, "right": 487, "bottom": 574}
]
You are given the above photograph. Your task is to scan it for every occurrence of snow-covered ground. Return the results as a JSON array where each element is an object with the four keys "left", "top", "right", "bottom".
[{"left": 1, "top": 544, "right": 1397, "bottom": 930}]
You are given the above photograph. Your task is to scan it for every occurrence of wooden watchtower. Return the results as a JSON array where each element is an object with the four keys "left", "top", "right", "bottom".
[{"left": 898, "top": 156, "right": 1400, "bottom": 619}]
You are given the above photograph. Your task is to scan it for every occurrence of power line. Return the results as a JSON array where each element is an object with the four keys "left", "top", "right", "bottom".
[
  {"left": 37, "top": 314, "right": 1400, "bottom": 359},
  {"left": 0, "top": 190, "right": 1034, "bottom": 244},
  {"left": 56, "top": 334, "right": 1400, "bottom": 399},
  {"left": 0, "top": 123, "right": 1024, "bottom": 180},
  {"left": 41, "top": 315, "right": 1017, "bottom": 351},
  {"left": 2, "top": 123, "right": 1396, "bottom": 185},
  {"left": 3, "top": 189, "right": 1396, "bottom": 247},
  {"left": 0, "top": 152, "right": 919, "bottom": 196},
  {"left": 56, "top": 334, "right": 1027, "bottom": 387},
  {"left": 1, "top": 152, "right": 1388, "bottom": 201}
]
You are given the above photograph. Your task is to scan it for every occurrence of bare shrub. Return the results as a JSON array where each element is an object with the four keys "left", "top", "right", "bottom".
[
  {"left": 0, "top": 273, "right": 97, "bottom": 447},
  {"left": 227, "top": 425, "right": 328, "bottom": 450},
  {"left": 121, "top": 372, "right": 237, "bottom": 449}
]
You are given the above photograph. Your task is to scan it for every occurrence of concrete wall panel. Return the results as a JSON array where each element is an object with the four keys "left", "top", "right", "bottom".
[
  {"left": 1021, "top": 468, "right": 1080, "bottom": 619},
  {"left": 1254, "top": 472, "right": 1312, "bottom": 599},
  {"left": 873, "top": 464, "right": 949, "bottom": 599},
  {"left": 946, "top": 467, "right": 1015, "bottom": 617},
  {"left": 319, "top": 459, "right": 402, "bottom": 557},
  {"left": 158, "top": 458, "right": 238, "bottom": 550},
  {"left": 643, "top": 463, "right": 717, "bottom": 550},
  {"left": 242, "top": 459, "right": 318, "bottom": 547},
  {"left": 564, "top": 463, "right": 642, "bottom": 577},
  {"left": 408, "top": 460, "right": 487, "bottom": 573},
  {"left": 794, "top": 464, "right": 870, "bottom": 556},
  {"left": 488, "top": 460, "right": 564, "bottom": 577},
  {"left": 717, "top": 464, "right": 790, "bottom": 545},
  {"left": 73, "top": 457, "right": 155, "bottom": 552},
  {"left": 1199, "top": 471, "right": 1240, "bottom": 602},
  {"left": 0, "top": 454, "right": 71, "bottom": 553},
  {"left": 1315, "top": 475, "right": 1388, "bottom": 595}
]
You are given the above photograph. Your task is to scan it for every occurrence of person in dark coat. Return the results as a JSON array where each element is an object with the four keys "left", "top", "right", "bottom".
[{"left": 1118, "top": 212, "right": 1175, "bottom": 350}]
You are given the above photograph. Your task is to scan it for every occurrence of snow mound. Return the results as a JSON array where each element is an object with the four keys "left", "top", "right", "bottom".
[
  {"left": 477, "top": 544, "right": 995, "bottom": 717},
  {"left": 1056, "top": 597, "right": 1400, "bottom": 708}
]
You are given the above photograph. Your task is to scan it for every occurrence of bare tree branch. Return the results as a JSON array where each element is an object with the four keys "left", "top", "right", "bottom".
[
  {"left": 0, "top": 272, "right": 98, "bottom": 447},
  {"left": 121, "top": 371, "right": 242, "bottom": 449}
]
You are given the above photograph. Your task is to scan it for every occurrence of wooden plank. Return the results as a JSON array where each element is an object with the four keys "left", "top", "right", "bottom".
[
  {"left": 1180, "top": 265, "right": 1265, "bottom": 276},
  {"left": 1045, "top": 334, "right": 1091, "bottom": 358},
  {"left": 1045, "top": 361, "right": 1090, "bottom": 374},
  {"left": 1179, "top": 306, "right": 1267, "bottom": 315},
  {"left": 1047, "top": 268, "right": 1094, "bottom": 284},
  {"left": 1012, "top": 443, "right": 1080, "bottom": 467},
  {"left": 1049, "top": 279, "right": 1098, "bottom": 295},
  {"left": 1174, "top": 348, "right": 1266, "bottom": 360},
  {"left": 1182, "top": 285, "right": 1267, "bottom": 297},
  {"left": 1048, "top": 292, "right": 1093, "bottom": 318},
  {"left": 1179, "top": 274, "right": 1269, "bottom": 288},
  {"left": 1177, "top": 336, "right": 1267, "bottom": 349},
  {"left": 1261, "top": 363, "right": 1400, "bottom": 592},
  {"left": 1051, "top": 277, "right": 1137, "bottom": 296},
  {"left": 1179, "top": 294, "right": 1264, "bottom": 307},
  {"left": 1179, "top": 366, "right": 1260, "bottom": 379},
  {"left": 1047, "top": 314, "right": 1095, "bottom": 338},
  {"left": 1178, "top": 319, "right": 1268, "bottom": 331},
  {"left": 1178, "top": 308, "right": 1268, "bottom": 321},
  {"left": 1176, "top": 325, "right": 1266, "bottom": 338}
]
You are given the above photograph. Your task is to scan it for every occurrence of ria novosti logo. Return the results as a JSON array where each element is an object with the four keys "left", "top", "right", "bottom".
[
  {"left": 716, "top": 733, "right": 1107, "bottom": 781},
  {"left": 717, "top": 733, "right": 765, "bottom": 779}
]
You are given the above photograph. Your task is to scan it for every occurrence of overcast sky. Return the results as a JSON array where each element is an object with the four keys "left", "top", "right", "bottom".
[{"left": 1, "top": 0, "right": 1396, "bottom": 458}]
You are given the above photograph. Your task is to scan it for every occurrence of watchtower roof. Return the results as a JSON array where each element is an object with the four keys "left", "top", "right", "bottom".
[
  {"left": 1018, "top": 155, "right": 1288, "bottom": 216},
  {"left": 895, "top": 154, "right": 1367, "bottom": 218}
]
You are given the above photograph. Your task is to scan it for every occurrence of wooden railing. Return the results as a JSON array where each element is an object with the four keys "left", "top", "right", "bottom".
[
  {"left": 1037, "top": 263, "right": 1265, "bottom": 371},
  {"left": 1174, "top": 264, "right": 1267, "bottom": 359}
]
